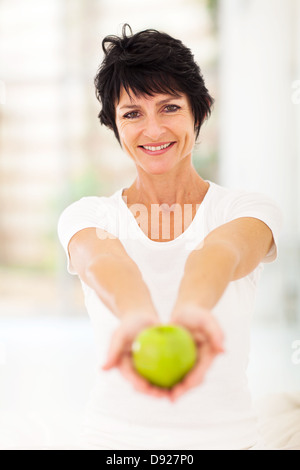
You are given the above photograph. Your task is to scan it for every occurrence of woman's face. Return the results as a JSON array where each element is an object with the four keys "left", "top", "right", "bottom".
[{"left": 115, "top": 87, "right": 196, "bottom": 175}]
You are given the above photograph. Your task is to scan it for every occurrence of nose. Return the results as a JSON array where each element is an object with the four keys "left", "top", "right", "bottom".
[{"left": 142, "top": 114, "right": 165, "bottom": 141}]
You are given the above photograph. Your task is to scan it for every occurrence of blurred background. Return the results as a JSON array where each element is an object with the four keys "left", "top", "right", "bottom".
[{"left": 0, "top": 0, "right": 299, "bottom": 449}]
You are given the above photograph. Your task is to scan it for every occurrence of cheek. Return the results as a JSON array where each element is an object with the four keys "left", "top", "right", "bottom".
[
  {"left": 118, "top": 122, "right": 135, "bottom": 143},
  {"left": 176, "top": 121, "right": 195, "bottom": 145},
  {"left": 117, "top": 122, "right": 126, "bottom": 139},
  {"left": 175, "top": 113, "right": 195, "bottom": 134}
]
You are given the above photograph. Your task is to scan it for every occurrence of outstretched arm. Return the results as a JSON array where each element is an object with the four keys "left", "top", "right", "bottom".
[
  {"left": 169, "top": 216, "right": 274, "bottom": 400},
  {"left": 69, "top": 227, "right": 158, "bottom": 321},
  {"left": 174, "top": 216, "right": 273, "bottom": 310},
  {"left": 68, "top": 227, "right": 171, "bottom": 397}
]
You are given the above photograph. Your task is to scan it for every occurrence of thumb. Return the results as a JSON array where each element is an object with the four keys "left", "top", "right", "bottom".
[{"left": 198, "top": 314, "right": 225, "bottom": 353}]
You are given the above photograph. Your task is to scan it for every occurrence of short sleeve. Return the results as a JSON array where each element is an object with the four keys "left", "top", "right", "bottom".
[
  {"left": 223, "top": 190, "right": 283, "bottom": 263},
  {"left": 57, "top": 196, "right": 116, "bottom": 274}
]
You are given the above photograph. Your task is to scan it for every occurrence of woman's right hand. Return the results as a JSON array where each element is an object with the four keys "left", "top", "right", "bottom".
[{"left": 102, "top": 313, "right": 172, "bottom": 399}]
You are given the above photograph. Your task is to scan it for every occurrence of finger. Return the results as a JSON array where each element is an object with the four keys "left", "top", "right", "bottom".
[
  {"left": 173, "top": 311, "right": 225, "bottom": 353},
  {"left": 193, "top": 330, "right": 206, "bottom": 343},
  {"left": 185, "top": 349, "right": 216, "bottom": 387},
  {"left": 169, "top": 385, "right": 185, "bottom": 402},
  {"left": 169, "top": 351, "right": 215, "bottom": 402},
  {"left": 195, "top": 316, "right": 225, "bottom": 353},
  {"left": 119, "top": 356, "right": 151, "bottom": 391},
  {"left": 170, "top": 346, "right": 217, "bottom": 401},
  {"left": 120, "top": 357, "right": 171, "bottom": 398},
  {"left": 120, "top": 355, "right": 159, "bottom": 393},
  {"left": 103, "top": 317, "right": 161, "bottom": 370},
  {"left": 168, "top": 370, "right": 196, "bottom": 402}
]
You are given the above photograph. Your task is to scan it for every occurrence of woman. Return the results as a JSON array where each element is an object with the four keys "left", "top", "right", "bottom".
[{"left": 58, "top": 24, "right": 282, "bottom": 450}]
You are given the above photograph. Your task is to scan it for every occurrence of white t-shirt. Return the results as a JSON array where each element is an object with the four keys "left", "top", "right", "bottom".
[{"left": 57, "top": 181, "right": 282, "bottom": 450}]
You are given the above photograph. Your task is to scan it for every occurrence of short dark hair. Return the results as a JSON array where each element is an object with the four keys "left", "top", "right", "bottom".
[{"left": 94, "top": 24, "right": 214, "bottom": 144}]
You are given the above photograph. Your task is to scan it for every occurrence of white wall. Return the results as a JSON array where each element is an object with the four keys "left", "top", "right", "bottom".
[{"left": 218, "top": 0, "right": 300, "bottom": 323}]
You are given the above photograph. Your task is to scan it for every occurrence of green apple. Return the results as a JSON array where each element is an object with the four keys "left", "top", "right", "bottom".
[{"left": 131, "top": 324, "right": 197, "bottom": 388}]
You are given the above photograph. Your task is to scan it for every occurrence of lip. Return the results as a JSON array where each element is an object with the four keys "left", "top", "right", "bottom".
[{"left": 138, "top": 142, "right": 176, "bottom": 156}]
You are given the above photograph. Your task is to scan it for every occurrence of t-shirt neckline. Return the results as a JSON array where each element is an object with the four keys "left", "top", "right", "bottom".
[{"left": 117, "top": 180, "right": 214, "bottom": 247}]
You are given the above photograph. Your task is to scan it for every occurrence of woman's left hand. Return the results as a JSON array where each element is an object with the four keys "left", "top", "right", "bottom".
[
  {"left": 168, "top": 304, "right": 225, "bottom": 402},
  {"left": 102, "top": 306, "right": 224, "bottom": 402}
]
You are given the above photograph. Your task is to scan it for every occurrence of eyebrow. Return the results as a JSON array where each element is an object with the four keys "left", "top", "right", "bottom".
[{"left": 119, "top": 95, "right": 183, "bottom": 111}]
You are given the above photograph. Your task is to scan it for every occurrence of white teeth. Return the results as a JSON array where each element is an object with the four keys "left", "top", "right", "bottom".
[{"left": 142, "top": 142, "right": 172, "bottom": 151}]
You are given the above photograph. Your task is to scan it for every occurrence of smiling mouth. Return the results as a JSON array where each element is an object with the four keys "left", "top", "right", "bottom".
[{"left": 138, "top": 142, "right": 176, "bottom": 154}]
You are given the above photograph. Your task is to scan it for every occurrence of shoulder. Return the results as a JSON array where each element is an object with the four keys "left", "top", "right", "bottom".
[
  {"left": 207, "top": 181, "right": 266, "bottom": 201},
  {"left": 60, "top": 192, "right": 118, "bottom": 212},
  {"left": 207, "top": 181, "right": 282, "bottom": 217},
  {"left": 58, "top": 191, "right": 120, "bottom": 223},
  {"left": 205, "top": 181, "right": 246, "bottom": 210},
  {"left": 204, "top": 180, "right": 283, "bottom": 238},
  {"left": 205, "top": 181, "right": 283, "bottom": 263},
  {"left": 57, "top": 190, "right": 122, "bottom": 248}
]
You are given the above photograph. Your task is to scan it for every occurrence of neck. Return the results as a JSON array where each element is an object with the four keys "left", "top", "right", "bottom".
[{"left": 124, "top": 165, "right": 209, "bottom": 208}]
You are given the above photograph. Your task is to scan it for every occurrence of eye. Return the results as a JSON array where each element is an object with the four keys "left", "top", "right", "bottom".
[
  {"left": 164, "top": 105, "right": 180, "bottom": 113},
  {"left": 123, "top": 111, "right": 140, "bottom": 119}
]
